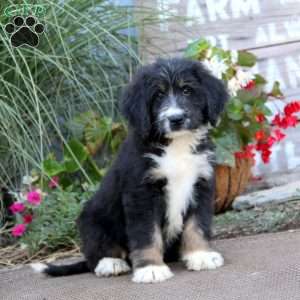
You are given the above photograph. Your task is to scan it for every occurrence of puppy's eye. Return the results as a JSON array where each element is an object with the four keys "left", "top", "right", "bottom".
[
  {"left": 156, "top": 91, "right": 165, "bottom": 99},
  {"left": 182, "top": 86, "right": 192, "bottom": 96}
]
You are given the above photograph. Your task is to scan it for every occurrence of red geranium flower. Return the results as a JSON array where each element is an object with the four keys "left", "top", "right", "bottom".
[
  {"left": 23, "top": 214, "right": 33, "bottom": 224},
  {"left": 255, "top": 113, "right": 265, "bottom": 123},
  {"left": 234, "top": 152, "right": 244, "bottom": 159},
  {"left": 282, "top": 115, "right": 298, "bottom": 128},
  {"left": 244, "top": 80, "right": 255, "bottom": 91},
  {"left": 272, "top": 114, "right": 282, "bottom": 127},
  {"left": 262, "top": 149, "right": 272, "bottom": 163},
  {"left": 274, "top": 129, "right": 286, "bottom": 141},
  {"left": 284, "top": 101, "right": 300, "bottom": 116},
  {"left": 267, "top": 136, "right": 277, "bottom": 147},
  {"left": 234, "top": 145, "right": 255, "bottom": 160},
  {"left": 256, "top": 142, "right": 270, "bottom": 152},
  {"left": 255, "top": 130, "right": 266, "bottom": 141}
]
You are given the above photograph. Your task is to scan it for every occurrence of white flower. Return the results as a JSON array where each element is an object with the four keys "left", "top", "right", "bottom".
[
  {"left": 22, "top": 175, "right": 34, "bottom": 185},
  {"left": 9, "top": 191, "right": 27, "bottom": 202},
  {"left": 206, "top": 48, "right": 213, "bottom": 59},
  {"left": 231, "top": 50, "right": 239, "bottom": 64},
  {"left": 228, "top": 77, "right": 241, "bottom": 96},
  {"left": 236, "top": 68, "right": 254, "bottom": 88},
  {"left": 242, "top": 121, "right": 250, "bottom": 127},
  {"left": 203, "top": 56, "right": 228, "bottom": 79},
  {"left": 20, "top": 243, "right": 28, "bottom": 250}
]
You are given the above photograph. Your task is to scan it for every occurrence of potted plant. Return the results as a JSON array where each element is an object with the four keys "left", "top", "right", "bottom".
[{"left": 185, "top": 39, "right": 300, "bottom": 213}]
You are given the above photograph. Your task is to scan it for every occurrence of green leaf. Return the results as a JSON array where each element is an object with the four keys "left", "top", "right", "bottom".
[
  {"left": 238, "top": 51, "right": 257, "bottom": 67},
  {"left": 213, "top": 130, "right": 242, "bottom": 167},
  {"left": 84, "top": 162, "right": 102, "bottom": 183},
  {"left": 254, "top": 74, "right": 267, "bottom": 85},
  {"left": 243, "top": 104, "right": 252, "bottom": 113},
  {"left": 184, "top": 39, "right": 210, "bottom": 59},
  {"left": 252, "top": 99, "right": 272, "bottom": 116},
  {"left": 84, "top": 116, "right": 109, "bottom": 155},
  {"left": 270, "top": 81, "right": 284, "bottom": 97},
  {"left": 227, "top": 111, "right": 243, "bottom": 121},
  {"left": 215, "top": 143, "right": 236, "bottom": 167},
  {"left": 58, "top": 176, "right": 73, "bottom": 189},
  {"left": 226, "top": 98, "right": 244, "bottom": 120},
  {"left": 261, "top": 105, "right": 273, "bottom": 116},
  {"left": 63, "top": 139, "right": 88, "bottom": 173},
  {"left": 42, "top": 159, "right": 65, "bottom": 177}
]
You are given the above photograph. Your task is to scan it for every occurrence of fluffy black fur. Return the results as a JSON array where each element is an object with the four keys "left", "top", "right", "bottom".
[{"left": 40, "top": 58, "right": 228, "bottom": 277}]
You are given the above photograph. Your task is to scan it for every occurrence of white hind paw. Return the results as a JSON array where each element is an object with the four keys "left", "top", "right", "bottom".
[
  {"left": 94, "top": 258, "right": 131, "bottom": 277},
  {"left": 183, "top": 250, "right": 224, "bottom": 271}
]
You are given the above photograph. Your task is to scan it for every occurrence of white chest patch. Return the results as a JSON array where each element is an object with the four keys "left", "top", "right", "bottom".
[{"left": 147, "top": 129, "right": 213, "bottom": 242}]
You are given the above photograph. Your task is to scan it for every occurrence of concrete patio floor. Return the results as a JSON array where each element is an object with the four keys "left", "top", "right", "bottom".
[{"left": 1, "top": 230, "right": 300, "bottom": 300}]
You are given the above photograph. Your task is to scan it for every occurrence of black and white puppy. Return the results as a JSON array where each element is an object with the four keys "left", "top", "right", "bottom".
[{"left": 32, "top": 58, "right": 228, "bottom": 283}]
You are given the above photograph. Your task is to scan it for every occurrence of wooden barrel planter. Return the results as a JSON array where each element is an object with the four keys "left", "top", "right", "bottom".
[{"left": 215, "top": 158, "right": 252, "bottom": 213}]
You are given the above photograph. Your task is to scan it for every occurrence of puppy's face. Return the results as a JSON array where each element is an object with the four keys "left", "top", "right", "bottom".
[
  {"left": 151, "top": 72, "right": 207, "bottom": 136},
  {"left": 121, "top": 58, "right": 228, "bottom": 139}
]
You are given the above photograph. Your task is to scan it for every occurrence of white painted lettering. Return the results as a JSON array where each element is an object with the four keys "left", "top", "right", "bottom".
[
  {"left": 186, "top": 0, "right": 206, "bottom": 26},
  {"left": 285, "top": 56, "right": 300, "bottom": 89},
  {"left": 231, "top": 0, "right": 260, "bottom": 19},
  {"left": 206, "top": 0, "right": 229, "bottom": 22},
  {"left": 256, "top": 26, "right": 269, "bottom": 45}
]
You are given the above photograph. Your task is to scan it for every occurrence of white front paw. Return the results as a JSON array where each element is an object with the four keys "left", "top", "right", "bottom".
[
  {"left": 183, "top": 251, "right": 224, "bottom": 271},
  {"left": 94, "top": 258, "right": 131, "bottom": 277},
  {"left": 132, "top": 265, "right": 174, "bottom": 283}
]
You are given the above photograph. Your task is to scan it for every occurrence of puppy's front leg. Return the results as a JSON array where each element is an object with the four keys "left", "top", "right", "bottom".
[
  {"left": 130, "top": 225, "right": 174, "bottom": 283},
  {"left": 181, "top": 215, "right": 224, "bottom": 271},
  {"left": 181, "top": 179, "right": 224, "bottom": 271},
  {"left": 123, "top": 193, "right": 173, "bottom": 283}
]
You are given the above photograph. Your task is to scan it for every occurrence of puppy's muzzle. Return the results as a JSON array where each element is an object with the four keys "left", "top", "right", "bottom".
[{"left": 168, "top": 113, "right": 186, "bottom": 130}]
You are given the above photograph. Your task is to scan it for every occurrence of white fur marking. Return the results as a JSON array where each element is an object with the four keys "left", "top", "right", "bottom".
[
  {"left": 159, "top": 105, "right": 184, "bottom": 119},
  {"left": 94, "top": 258, "right": 130, "bottom": 277},
  {"left": 147, "top": 129, "right": 213, "bottom": 242},
  {"left": 183, "top": 251, "right": 224, "bottom": 271},
  {"left": 30, "top": 263, "right": 48, "bottom": 274},
  {"left": 132, "top": 265, "right": 174, "bottom": 283}
]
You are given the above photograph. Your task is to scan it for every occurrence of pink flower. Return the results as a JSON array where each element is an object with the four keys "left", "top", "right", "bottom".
[
  {"left": 23, "top": 214, "right": 33, "bottom": 224},
  {"left": 11, "top": 224, "right": 26, "bottom": 237},
  {"left": 9, "top": 202, "right": 25, "bottom": 214},
  {"left": 27, "top": 189, "right": 42, "bottom": 205},
  {"left": 48, "top": 176, "right": 59, "bottom": 189}
]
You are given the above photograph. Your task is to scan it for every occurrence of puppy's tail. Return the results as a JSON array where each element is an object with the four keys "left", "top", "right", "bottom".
[{"left": 30, "top": 260, "right": 89, "bottom": 277}]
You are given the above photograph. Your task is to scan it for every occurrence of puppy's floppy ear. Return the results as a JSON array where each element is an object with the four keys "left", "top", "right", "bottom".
[
  {"left": 120, "top": 67, "right": 152, "bottom": 138},
  {"left": 194, "top": 62, "right": 228, "bottom": 126}
]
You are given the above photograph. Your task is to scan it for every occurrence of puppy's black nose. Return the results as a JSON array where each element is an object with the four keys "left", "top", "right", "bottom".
[{"left": 168, "top": 114, "right": 185, "bottom": 128}]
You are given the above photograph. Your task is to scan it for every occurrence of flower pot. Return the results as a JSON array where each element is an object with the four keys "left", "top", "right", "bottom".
[{"left": 215, "top": 158, "right": 252, "bottom": 213}]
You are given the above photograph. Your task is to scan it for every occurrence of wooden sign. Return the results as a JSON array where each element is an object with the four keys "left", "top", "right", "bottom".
[
  {"left": 138, "top": 0, "right": 300, "bottom": 97},
  {"left": 137, "top": 0, "right": 300, "bottom": 174}
]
